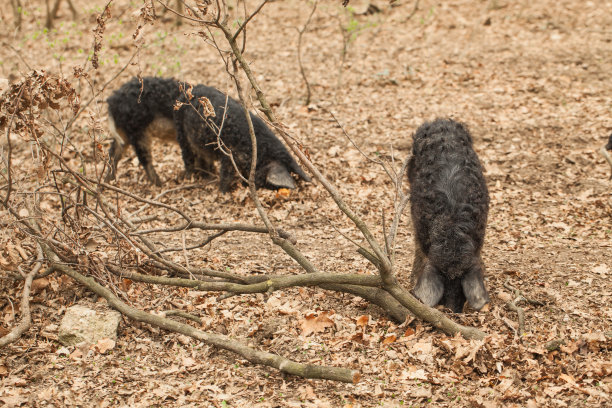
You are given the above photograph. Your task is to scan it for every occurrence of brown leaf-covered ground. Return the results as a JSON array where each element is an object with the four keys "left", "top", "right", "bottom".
[{"left": 0, "top": 0, "right": 611, "bottom": 406}]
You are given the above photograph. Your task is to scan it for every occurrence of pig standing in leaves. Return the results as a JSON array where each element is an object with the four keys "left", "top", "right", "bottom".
[
  {"left": 407, "top": 118, "right": 490, "bottom": 312},
  {"left": 173, "top": 84, "right": 311, "bottom": 192},
  {"left": 105, "top": 77, "right": 186, "bottom": 186}
]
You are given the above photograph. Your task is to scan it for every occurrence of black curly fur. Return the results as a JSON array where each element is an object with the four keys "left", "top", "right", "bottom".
[
  {"left": 106, "top": 77, "right": 184, "bottom": 185},
  {"left": 407, "top": 118, "right": 490, "bottom": 312},
  {"left": 173, "top": 84, "right": 311, "bottom": 192},
  {"left": 606, "top": 132, "right": 612, "bottom": 151}
]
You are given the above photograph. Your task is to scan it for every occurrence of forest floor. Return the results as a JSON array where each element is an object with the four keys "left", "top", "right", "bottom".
[{"left": 0, "top": 0, "right": 610, "bottom": 407}]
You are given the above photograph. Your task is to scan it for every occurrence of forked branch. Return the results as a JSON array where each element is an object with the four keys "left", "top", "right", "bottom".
[{"left": 43, "top": 245, "right": 359, "bottom": 383}]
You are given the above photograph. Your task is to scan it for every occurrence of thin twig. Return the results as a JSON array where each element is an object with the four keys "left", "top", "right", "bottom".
[
  {"left": 153, "top": 231, "right": 227, "bottom": 255},
  {"left": 404, "top": 0, "right": 421, "bottom": 22},
  {"left": 3, "top": 83, "right": 26, "bottom": 206},
  {"left": 64, "top": 50, "right": 138, "bottom": 132},
  {"left": 231, "top": 0, "right": 270, "bottom": 43},
  {"left": 296, "top": 1, "right": 318, "bottom": 105},
  {"left": 0, "top": 41, "right": 32, "bottom": 70},
  {"left": 503, "top": 282, "right": 544, "bottom": 306},
  {"left": 506, "top": 297, "right": 525, "bottom": 337},
  {"left": 322, "top": 107, "right": 385, "bottom": 167},
  {"left": 387, "top": 156, "right": 411, "bottom": 261},
  {"left": 107, "top": 264, "right": 382, "bottom": 294},
  {"left": 129, "top": 183, "right": 206, "bottom": 218}
]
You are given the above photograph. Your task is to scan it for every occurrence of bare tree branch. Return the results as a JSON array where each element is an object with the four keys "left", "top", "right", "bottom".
[
  {"left": 108, "top": 264, "right": 381, "bottom": 294},
  {"left": 0, "top": 245, "right": 43, "bottom": 348},
  {"left": 43, "top": 245, "right": 359, "bottom": 383}
]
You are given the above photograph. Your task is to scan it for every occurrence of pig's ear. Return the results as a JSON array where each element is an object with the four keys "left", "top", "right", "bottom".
[
  {"left": 461, "top": 264, "right": 489, "bottom": 310},
  {"left": 266, "top": 161, "right": 296, "bottom": 189},
  {"left": 412, "top": 264, "right": 444, "bottom": 307},
  {"left": 290, "top": 162, "right": 311, "bottom": 182}
]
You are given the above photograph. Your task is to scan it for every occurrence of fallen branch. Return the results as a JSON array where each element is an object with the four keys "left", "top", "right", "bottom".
[
  {"left": 134, "top": 221, "right": 296, "bottom": 243},
  {"left": 43, "top": 245, "right": 359, "bottom": 383},
  {"left": 0, "top": 245, "right": 43, "bottom": 348},
  {"left": 506, "top": 297, "right": 525, "bottom": 337},
  {"left": 108, "top": 263, "right": 381, "bottom": 294},
  {"left": 146, "top": 260, "right": 247, "bottom": 283},
  {"left": 385, "top": 284, "right": 486, "bottom": 340}
]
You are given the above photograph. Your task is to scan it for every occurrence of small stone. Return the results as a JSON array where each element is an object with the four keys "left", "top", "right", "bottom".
[{"left": 58, "top": 305, "right": 121, "bottom": 347}]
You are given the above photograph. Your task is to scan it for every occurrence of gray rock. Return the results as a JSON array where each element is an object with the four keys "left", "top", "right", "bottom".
[{"left": 58, "top": 305, "right": 121, "bottom": 346}]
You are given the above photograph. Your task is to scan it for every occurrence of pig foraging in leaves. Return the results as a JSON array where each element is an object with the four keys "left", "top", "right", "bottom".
[
  {"left": 173, "top": 84, "right": 311, "bottom": 192},
  {"left": 105, "top": 77, "right": 186, "bottom": 186},
  {"left": 407, "top": 118, "right": 490, "bottom": 312}
]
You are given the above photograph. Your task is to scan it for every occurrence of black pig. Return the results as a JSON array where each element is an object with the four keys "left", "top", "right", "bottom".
[
  {"left": 106, "top": 77, "right": 190, "bottom": 186},
  {"left": 173, "top": 84, "right": 311, "bottom": 192},
  {"left": 407, "top": 118, "right": 490, "bottom": 312}
]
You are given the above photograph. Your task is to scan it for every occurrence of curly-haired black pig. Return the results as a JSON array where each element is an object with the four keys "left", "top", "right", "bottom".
[
  {"left": 173, "top": 84, "right": 311, "bottom": 192},
  {"left": 105, "top": 77, "right": 184, "bottom": 186},
  {"left": 407, "top": 118, "right": 490, "bottom": 313}
]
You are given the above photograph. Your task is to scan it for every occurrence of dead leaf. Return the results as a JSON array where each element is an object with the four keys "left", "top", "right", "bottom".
[
  {"left": 120, "top": 278, "right": 133, "bottom": 292},
  {"left": 14, "top": 244, "right": 28, "bottom": 260},
  {"left": 559, "top": 373, "right": 576, "bottom": 386},
  {"left": 576, "top": 188, "right": 593, "bottom": 200},
  {"left": 382, "top": 334, "right": 397, "bottom": 345},
  {"left": 300, "top": 312, "right": 335, "bottom": 336},
  {"left": 582, "top": 332, "right": 606, "bottom": 343},
  {"left": 404, "top": 368, "right": 428, "bottom": 380},
  {"left": 181, "top": 356, "right": 195, "bottom": 367},
  {"left": 177, "top": 335, "right": 192, "bottom": 345},
  {"left": 350, "top": 332, "right": 369, "bottom": 345},
  {"left": 412, "top": 341, "right": 433, "bottom": 354},
  {"left": 560, "top": 341, "right": 579, "bottom": 355},
  {"left": 298, "top": 385, "right": 316, "bottom": 400},
  {"left": 497, "top": 291, "right": 513, "bottom": 302},
  {"left": 69, "top": 349, "right": 83, "bottom": 360},
  {"left": 95, "top": 338, "right": 116, "bottom": 354},
  {"left": 31, "top": 278, "right": 50, "bottom": 293},
  {"left": 403, "top": 327, "right": 415, "bottom": 337},
  {"left": 355, "top": 315, "right": 369, "bottom": 328},
  {"left": 275, "top": 188, "right": 291, "bottom": 199}
]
